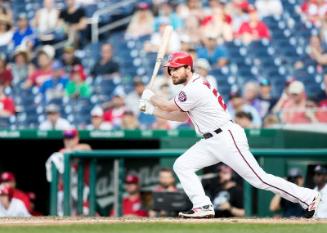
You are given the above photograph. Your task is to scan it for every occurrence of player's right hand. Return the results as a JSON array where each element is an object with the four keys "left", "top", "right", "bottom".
[{"left": 139, "top": 99, "right": 154, "bottom": 115}]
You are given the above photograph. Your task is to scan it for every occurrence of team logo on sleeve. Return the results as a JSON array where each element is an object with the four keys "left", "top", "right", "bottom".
[{"left": 178, "top": 91, "right": 187, "bottom": 102}]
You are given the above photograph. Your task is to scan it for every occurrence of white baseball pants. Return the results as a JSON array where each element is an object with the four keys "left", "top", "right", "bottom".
[{"left": 173, "top": 121, "right": 318, "bottom": 209}]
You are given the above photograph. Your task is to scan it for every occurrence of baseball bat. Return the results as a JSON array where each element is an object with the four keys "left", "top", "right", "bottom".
[{"left": 148, "top": 25, "right": 173, "bottom": 89}]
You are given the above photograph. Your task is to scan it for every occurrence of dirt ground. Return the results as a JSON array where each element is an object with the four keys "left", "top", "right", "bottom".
[{"left": 0, "top": 217, "right": 326, "bottom": 226}]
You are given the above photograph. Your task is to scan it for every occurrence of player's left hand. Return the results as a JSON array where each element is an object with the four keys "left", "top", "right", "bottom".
[{"left": 141, "top": 89, "right": 154, "bottom": 101}]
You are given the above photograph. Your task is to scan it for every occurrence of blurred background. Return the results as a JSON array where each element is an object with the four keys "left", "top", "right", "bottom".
[{"left": 0, "top": 0, "right": 326, "bottom": 219}]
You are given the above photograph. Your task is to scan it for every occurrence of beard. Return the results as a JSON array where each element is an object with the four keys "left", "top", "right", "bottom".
[{"left": 172, "top": 72, "right": 188, "bottom": 85}]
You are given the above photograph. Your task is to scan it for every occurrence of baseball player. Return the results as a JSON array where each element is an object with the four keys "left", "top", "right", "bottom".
[{"left": 139, "top": 51, "right": 321, "bottom": 218}]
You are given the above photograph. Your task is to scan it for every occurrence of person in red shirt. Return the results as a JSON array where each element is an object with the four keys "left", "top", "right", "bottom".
[
  {"left": 237, "top": 6, "right": 270, "bottom": 44},
  {"left": 0, "top": 83, "right": 15, "bottom": 117},
  {"left": 0, "top": 56, "right": 12, "bottom": 87},
  {"left": 23, "top": 45, "right": 55, "bottom": 89},
  {"left": 0, "top": 171, "right": 31, "bottom": 213},
  {"left": 111, "top": 174, "right": 148, "bottom": 217}
]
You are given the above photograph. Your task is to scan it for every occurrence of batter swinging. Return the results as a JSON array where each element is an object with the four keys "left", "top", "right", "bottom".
[{"left": 139, "top": 51, "right": 320, "bottom": 218}]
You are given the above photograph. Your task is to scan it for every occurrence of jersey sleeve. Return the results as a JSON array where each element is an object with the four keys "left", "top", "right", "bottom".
[{"left": 174, "top": 85, "right": 199, "bottom": 112}]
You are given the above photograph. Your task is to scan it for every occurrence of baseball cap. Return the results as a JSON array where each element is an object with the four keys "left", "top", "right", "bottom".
[
  {"left": 38, "top": 45, "right": 55, "bottom": 60},
  {"left": 91, "top": 106, "right": 104, "bottom": 117},
  {"left": 137, "top": 2, "right": 149, "bottom": 10},
  {"left": 288, "top": 81, "right": 305, "bottom": 94},
  {"left": 0, "top": 172, "right": 16, "bottom": 183},
  {"left": 17, "top": 13, "right": 28, "bottom": 20},
  {"left": 125, "top": 175, "right": 139, "bottom": 184},
  {"left": 45, "top": 104, "right": 59, "bottom": 113},
  {"left": 196, "top": 58, "right": 211, "bottom": 71},
  {"left": 287, "top": 168, "right": 303, "bottom": 178},
  {"left": 259, "top": 78, "right": 271, "bottom": 86},
  {"left": 63, "top": 43, "right": 75, "bottom": 53},
  {"left": 314, "top": 165, "right": 327, "bottom": 175},
  {"left": 63, "top": 128, "right": 79, "bottom": 139}
]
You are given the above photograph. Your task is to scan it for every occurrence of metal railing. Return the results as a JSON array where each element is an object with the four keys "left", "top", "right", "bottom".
[
  {"left": 91, "top": 0, "right": 137, "bottom": 43},
  {"left": 49, "top": 148, "right": 327, "bottom": 217}
]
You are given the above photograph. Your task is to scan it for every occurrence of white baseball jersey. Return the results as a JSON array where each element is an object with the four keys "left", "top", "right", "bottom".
[
  {"left": 314, "top": 184, "right": 327, "bottom": 218},
  {"left": 174, "top": 73, "right": 231, "bottom": 134},
  {"left": 0, "top": 198, "right": 31, "bottom": 217}
]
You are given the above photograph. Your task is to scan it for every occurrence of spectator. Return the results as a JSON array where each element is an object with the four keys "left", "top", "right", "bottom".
[
  {"left": 152, "top": 117, "right": 171, "bottom": 130},
  {"left": 200, "top": 3, "right": 233, "bottom": 42},
  {"left": 103, "top": 89, "right": 127, "bottom": 128},
  {"left": 58, "top": 0, "right": 87, "bottom": 47},
  {"left": 225, "top": 0, "right": 250, "bottom": 32},
  {"left": 237, "top": 6, "right": 270, "bottom": 44},
  {"left": 309, "top": 35, "right": 327, "bottom": 68},
  {"left": 86, "top": 106, "right": 112, "bottom": 130},
  {"left": 234, "top": 111, "right": 254, "bottom": 128},
  {"left": 255, "top": 0, "right": 283, "bottom": 18},
  {"left": 0, "top": 14, "right": 12, "bottom": 47},
  {"left": 209, "top": 164, "right": 245, "bottom": 217},
  {"left": 179, "top": 14, "right": 201, "bottom": 45},
  {"left": 154, "top": 168, "right": 177, "bottom": 192},
  {"left": 0, "top": 185, "right": 30, "bottom": 217},
  {"left": 61, "top": 43, "right": 81, "bottom": 73},
  {"left": 258, "top": 78, "right": 277, "bottom": 118},
  {"left": 12, "top": 13, "right": 35, "bottom": 49},
  {"left": 66, "top": 64, "right": 91, "bottom": 98},
  {"left": 154, "top": 2, "right": 183, "bottom": 32},
  {"left": 40, "top": 61, "right": 69, "bottom": 104},
  {"left": 312, "top": 165, "right": 327, "bottom": 218},
  {"left": 270, "top": 168, "right": 306, "bottom": 217},
  {"left": 125, "top": 2, "right": 154, "bottom": 39},
  {"left": 10, "top": 47, "right": 32, "bottom": 85},
  {"left": 317, "top": 74, "right": 327, "bottom": 122},
  {"left": 196, "top": 32, "right": 229, "bottom": 67},
  {"left": 301, "top": 0, "right": 327, "bottom": 26},
  {"left": 121, "top": 110, "right": 139, "bottom": 129},
  {"left": 23, "top": 45, "right": 55, "bottom": 89},
  {"left": 90, "top": 43, "right": 120, "bottom": 78},
  {"left": 243, "top": 81, "right": 263, "bottom": 117},
  {"left": 39, "top": 104, "right": 72, "bottom": 130},
  {"left": 0, "top": 2, "right": 12, "bottom": 21},
  {"left": 0, "top": 171, "right": 31, "bottom": 213},
  {"left": 195, "top": 58, "right": 217, "bottom": 90},
  {"left": 278, "top": 81, "right": 317, "bottom": 124},
  {"left": 144, "top": 18, "right": 181, "bottom": 53},
  {"left": 227, "top": 91, "right": 262, "bottom": 127},
  {"left": 263, "top": 114, "right": 280, "bottom": 128},
  {"left": 111, "top": 174, "right": 148, "bottom": 217},
  {"left": 125, "top": 79, "right": 145, "bottom": 116},
  {"left": 0, "top": 55, "right": 12, "bottom": 87},
  {"left": 33, "top": 0, "right": 60, "bottom": 44},
  {"left": 0, "top": 83, "right": 15, "bottom": 117}
]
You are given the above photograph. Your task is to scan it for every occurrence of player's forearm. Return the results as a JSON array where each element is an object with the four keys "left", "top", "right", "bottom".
[
  {"left": 150, "top": 95, "right": 176, "bottom": 112},
  {"left": 153, "top": 108, "right": 188, "bottom": 122}
]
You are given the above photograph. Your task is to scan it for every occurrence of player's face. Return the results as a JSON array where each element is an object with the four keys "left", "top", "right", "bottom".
[{"left": 169, "top": 66, "right": 188, "bottom": 85}]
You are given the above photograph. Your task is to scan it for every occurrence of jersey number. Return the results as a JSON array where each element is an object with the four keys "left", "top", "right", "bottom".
[{"left": 203, "top": 81, "right": 227, "bottom": 111}]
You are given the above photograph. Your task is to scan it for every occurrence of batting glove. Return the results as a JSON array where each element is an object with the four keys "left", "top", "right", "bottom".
[
  {"left": 141, "top": 89, "right": 154, "bottom": 101},
  {"left": 139, "top": 99, "right": 154, "bottom": 115}
]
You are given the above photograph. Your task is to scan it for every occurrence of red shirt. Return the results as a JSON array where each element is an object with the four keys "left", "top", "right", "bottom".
[
  {"left": 13, "top": 189, "right": 32, "bottom": 212},
  {"left": 238, "top": 21, "right": 271, "bottom": 40},
  {"left": 111, "top": 195, "right": 148, "bottom": 217},
  {"left": 0, "top": 69, "right": 13, "bottom": 86},
  {"left": 317, "top": 99, "right": 327, "bottom": 122},
  {"left": 0, "top": 96, "right": 15, "bottom": 115},
  {"left": 28, "top": 69, "right": 53, "bottom": 86}
]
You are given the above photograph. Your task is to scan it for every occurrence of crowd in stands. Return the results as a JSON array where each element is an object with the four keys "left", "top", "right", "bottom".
[{"left": 0, "top": 0, "right": 327, "bottom": 130}]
